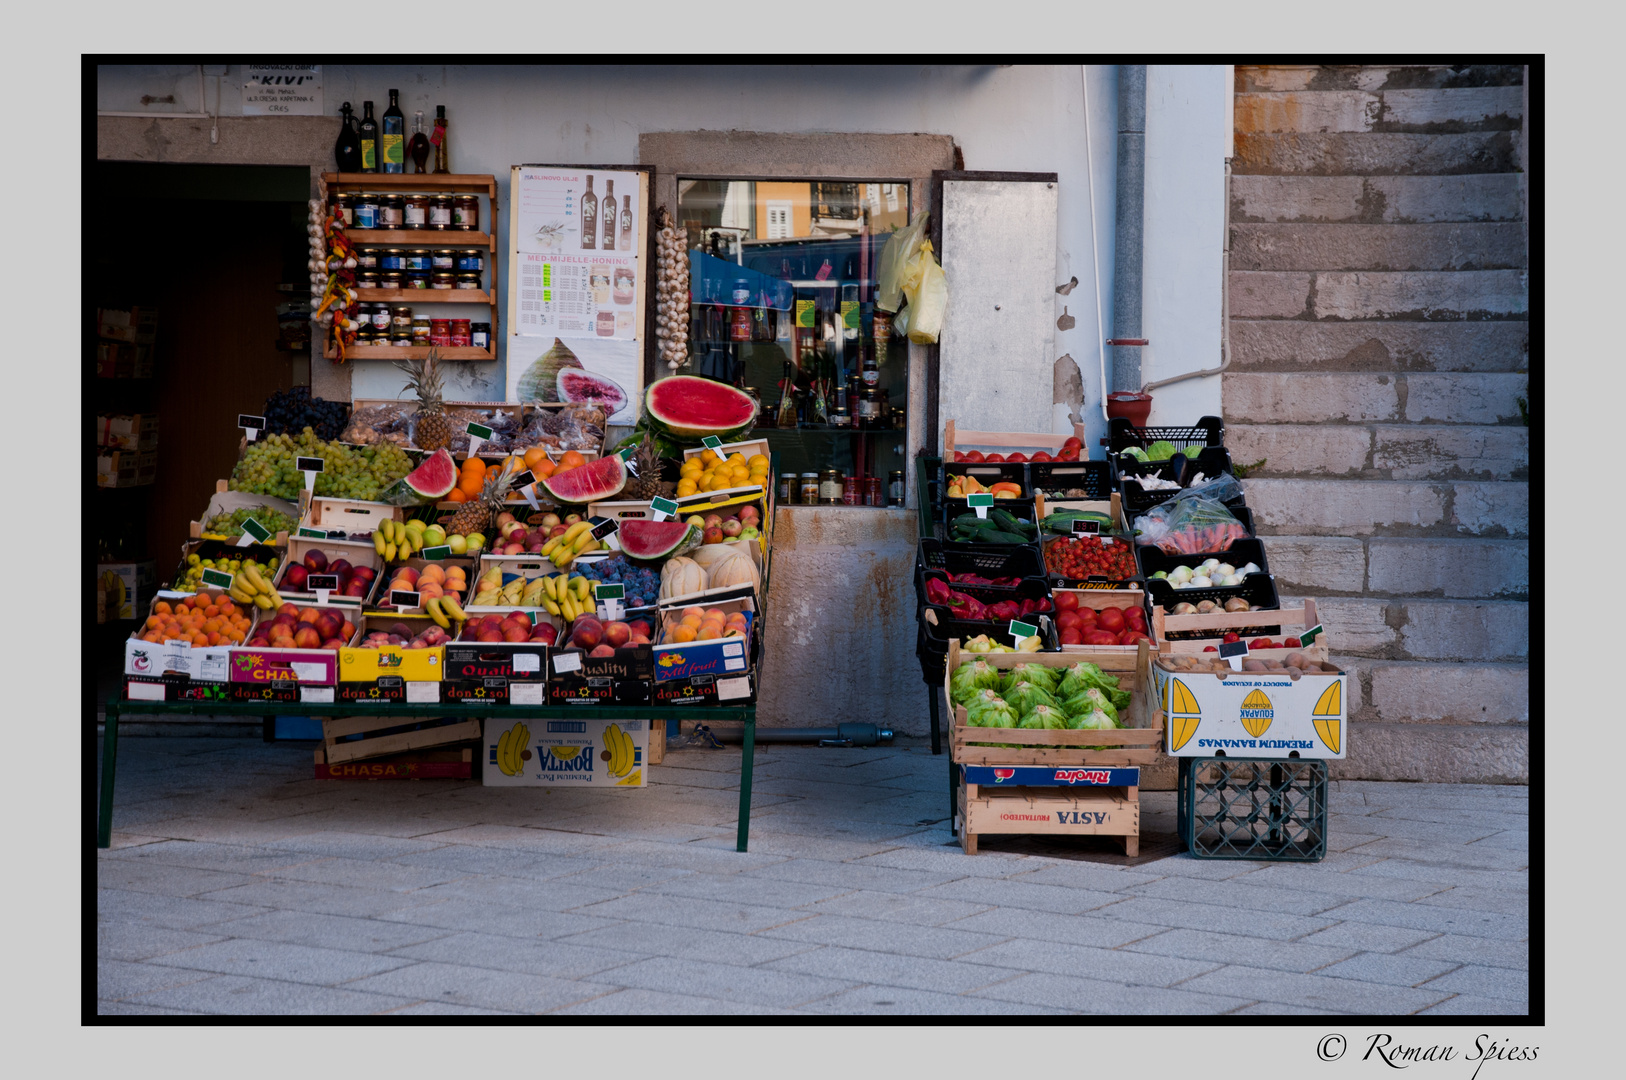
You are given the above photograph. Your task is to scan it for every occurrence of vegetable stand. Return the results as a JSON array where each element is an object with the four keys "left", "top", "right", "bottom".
[{"left": 96, "top": 700, "right": 759, "bottom": 851}]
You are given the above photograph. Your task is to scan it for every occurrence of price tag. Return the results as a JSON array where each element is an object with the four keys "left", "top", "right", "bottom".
[
  {"left": 1219, "top": 639, "right": 1249, "bottom": 671},
  {"left": 1008, "top": 619, "right": 1038, "bottom": 644},
  {"left": 297, "top": 456, "right": 324, "bottom": 492},
  {"left": 595, "top": 581, "right": 625, "bottom": 622},
  {"left": 307, "top": 574, "right": 338, "bottom": 606},
  {"left": 421, "top": 545, "right": 451, "bottom": 560},
  {"left": 650, "top": 496, "right": 678, "bottom": 522},
  {"left": 406, "top": 681, "right": 440, "bottom": 704},
  {"left": 701, "top": 436, "right": 724, "bottom": 452},
  {"left": 200, "top": 568, "right": 234, "bottom": 591},
  {"left": 967, "top": 492, "right": 993, "bottom": 519},
  {"left": 300, "top": 685, "right": 335, "bottom": 704},
  {"left": 590, "top": 517, "right": 618, "bottom": 541},
  {"left": 618, "top": 446, "right": 639, "bottom": 476},
  {"left": 521, "top": 483, "right": 541, "bottom": 510},
  {"left": 512, "top": 653, "right": 541, "bottom": 674},
  {"left": 1070, "top": 518, "right": 1101, "bottom": 535},
  {"left": 1300, "top": 624, "right": 1324, "bottom": 646},
  {"left": 390, "top": 590, "right": 421, "bottom": 609},
  {"left": 1100, "top": 536, "right": 1116, "bottom": 545},
  {"left": 466, "top": 422, "right": 493, "bottom": 457},
  {"left": 509, "top": 469, "right": 535, "bottom": 491},
  {"left": 238, "top": 414, "right": 266, "bottom": 442},
  {"left": 716, "top": 676, "right": 752, "bottom": 701},
  {"left": 510, "top": 682, "right": 545, "bottom": 705},
  {"left": 553, "top": 651, "right": 582, "bottom": 675},
  {"left": 296, "top": 527, "right": 326, "bottom": 539},
  {"left": 237, "top": 517, "right": 272, "bottom": 547}
]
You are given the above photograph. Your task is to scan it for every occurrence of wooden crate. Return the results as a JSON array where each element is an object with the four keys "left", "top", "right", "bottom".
[
  {"left": 944, "top": 419, "right": 1085, "bottom": 458},
  {"left": 1054, "top": 586, "right": 1153, "bottom": 655},
  {"left": 320, "top": 714, "right": 483, "bottom": 765},
  {"left": 957, "top": 781, "right": 1140, "bottom": 857},
  {"left": 943, "top": 639, "right": 1164, "bottom": 768},
  {"left": 1034, "top": 491, "right": 1126, "bottom": 533},
  {"left": 1152, "top": 598, "right": 1329, "bottom": 661}
]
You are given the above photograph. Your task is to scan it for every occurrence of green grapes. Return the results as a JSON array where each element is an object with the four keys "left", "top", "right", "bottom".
[
  {"left": 202, "top": 505, "right": 298, "bottom": 538},
  {"left": 230, "top": 428, "right": 412, "bottom": 501}
]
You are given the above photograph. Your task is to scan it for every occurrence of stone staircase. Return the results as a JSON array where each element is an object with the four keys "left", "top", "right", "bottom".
[{"left": 1225, "top": 65, "right": 1529, "bottom": 783}]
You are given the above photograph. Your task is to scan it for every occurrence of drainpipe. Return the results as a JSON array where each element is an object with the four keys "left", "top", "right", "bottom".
[{"left": 1109, "top": 65, "right": 1147, "bottom": 393}]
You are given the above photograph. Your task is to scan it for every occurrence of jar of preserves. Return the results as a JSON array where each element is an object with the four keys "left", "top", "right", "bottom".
[
  {"left": 779, "top": 473, "right": 796, "bottom": 504},
  {"left": 841, "top": 475, "right": 861, "bottom": 506},
  {"left": 353, "top": 248, "right": 379, "bottom": 271},
  {"left": 405, "top": 271, "right": 430, "bottom": 289},
  {"left": 368, "top": 302, "right": 391, "bottom": 332},
  {"left": 888, "top": 470, "right": 906, "bottom": 507},
  {"left": 428, "top": 195, "right": 453, "bottom": 229},
  {"left": 390, "top": 305, "right": 413, "bottom": 333},
  {"left": 450, "top": 319, "right": 471, "bottom": 347},
  {"left": 403, "top": 193, "right": 429, "bottom": 229},
  {"left": 429, "top": 318, "right": 451, "bottom": 347},
  {"left": 390, "top": 333, "right": 414, "bottom": 347},
  {"left": 432, "top": 248, "right": 457, "bottom": 272},
  {"left": 379, "top": 249, "right": 405, "bottom": 271},
  {"left": 456, "top": 249, "right": 485, "bottom": 272},
  {"left": 470, "top": 322, "right": 491, "bottom": 350},
  {"left": 431, "top": 272, "right": 456, "bottom": 290},
  {"left": 353, "top": 325, "right": 376, "bottom": 345},
  {"left": 379, "top": 271, "right": 404, "bottom": 291},
  {"left": 865, "top": 477, "right": 884, "bottom": 507},
  {"left": 456, "top": 272, "right": 482, "bottom": 290},
  {"left": 379, "top": 194, "right": 404, "bottom": 229},
  {"left": 799, "top": 473, "right": 819, "bottom": 505},
  {"left": 856, "top": 387, "right": 882, "bottom": 428},
  {"left": 453, "top": 194, "right": 479, "bottom": 230},
  {"left": 819, "top": 469, "right": 843, "bottom": 505},
  {"left": 405, "top": 249, "right": 432, "bottom": 272},
  {"left": 356, "top": 270, "right": 380, "bottom": 289},
  {"left": 332, "top": 193, "right": 355, "bottom": 227},
  {"left": 352, "top": 193, "right": 379, "bottom": 229},
  {"left": 411, "top": 318, "right": 432, "bottom": 344}
]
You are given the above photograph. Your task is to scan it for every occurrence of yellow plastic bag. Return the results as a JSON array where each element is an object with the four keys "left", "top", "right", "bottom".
[
  {"left": 903, "top": 240, "right": 947, "bottom": 344},
  {"left": 875, "top": 211, "right": 929, "bottom": 313}
]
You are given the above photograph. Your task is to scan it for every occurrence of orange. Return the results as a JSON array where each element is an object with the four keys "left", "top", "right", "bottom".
[
  {"left": 524, "top": 446, "right": 549, "bottom": 470},
  {"left": 446, "top": 488, "right": 468, "bottom": 503},
  {"left": 558, "top": 451, "right": 586, "bottom": 471},
  {"left": 462, "top": 455, "right": 487, "bottom": 478},
  {"left": 457, "top": 472, "right": 483, "bottom": 497},
  {"left": 533, "top": 458, "right": 556, "bottom": 479}
]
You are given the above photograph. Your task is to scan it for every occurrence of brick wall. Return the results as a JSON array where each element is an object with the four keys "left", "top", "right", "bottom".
[{"left": 1227, "top": 65, "right": 1528, "bottom": 783}]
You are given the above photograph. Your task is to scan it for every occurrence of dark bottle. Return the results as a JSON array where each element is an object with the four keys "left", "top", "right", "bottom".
[
  {"left": 357, "top": 101, "right": 379, "bottom": 174},
  {"left": 380, "top": 90, "right": 405, "bottom": 174},
  {"left": 602, "top": 179, "right": 619, "bottom": 250},
  {"left": 620, "top": 194, "right": 634, "bottom": 251},
  {"left": 408, "top": 111, "right": 431, "bottom": 174},
  {"left": 334, "top": 102, "right": 362, "bottom": 172},
  {"left": 431, "top": 106, "right": 449, "bottom": 173},
  {"left": 580, "top": 175, "right": 598, "bottom": 250}
]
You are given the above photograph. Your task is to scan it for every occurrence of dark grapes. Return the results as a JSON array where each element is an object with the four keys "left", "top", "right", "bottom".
[{"left": 262, "top": 387, "right": 351, "bottom": 441}]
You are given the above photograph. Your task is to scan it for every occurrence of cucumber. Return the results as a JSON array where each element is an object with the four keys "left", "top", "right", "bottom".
[{"left": 980, "top": 530, "right": 1033, "bottom": 544}]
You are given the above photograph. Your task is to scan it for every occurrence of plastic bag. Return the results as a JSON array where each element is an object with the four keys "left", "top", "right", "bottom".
[
  {"left": 903, "top": 240, "right": 947, "bottom": 344},
  {"left": 1133, "top": 478, "right": 1251, "bottom": 556},
  {"left": 875, "top": 211, "right": 929, "bottom": 313}
]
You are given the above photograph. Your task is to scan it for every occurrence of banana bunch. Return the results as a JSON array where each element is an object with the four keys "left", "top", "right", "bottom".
[
  {"left": 540, "top": 573, "right": 593, "bottom": 621},
  {"left": 424, "top": 592, "right": 467, "bottom": 629},
  {"left": 604, "top": 723, "right": 637, "bottom": 781},
  {"left": 229, "top": 562, "right": 285, "bottom": 611},
  {"left": 540, "top": 521, "right": 603, "bottom": 568},
  {"left": 372, "top": 518, "right": 431, "bottom": 561},
  {"left": 495, "top": 721, "right": 530, "bottom": 776}
]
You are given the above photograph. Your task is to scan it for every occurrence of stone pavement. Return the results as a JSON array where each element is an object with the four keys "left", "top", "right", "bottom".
[{"left": 96, "top": 737, "right": 1529, "bottom": 1016}]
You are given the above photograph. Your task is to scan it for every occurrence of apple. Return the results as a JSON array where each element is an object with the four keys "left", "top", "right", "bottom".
[
  {"left": 540, "top": 513, "right": 561, "bottom": 530},
  {"left": 303, "top": 550, "right": 328, "bottom": 573},
  {"left": 737, "top": 506, "right": 760, "bottom": 527},
  {"left": 284, "top": 565, "right": 309, "bottom": 590},
  {"left": 564, "top": 514, "right": 582, "bottom": 525},
  {"left": 740, "top": 526, "right": 760, "bottom": 541},
  {"left": 685, "top": 515, "right": 705, "bottom": 528},
  {"left": 703, "top": 513, "right": 723, "bottom": 530},
  {"left": 495, "top": 512, "right": 516, "bottom": 529},
  {"left": 549, "top": 524, "right": 568, "bottom": 538},
  {"left": 721, "top": 518, "right": 743, "bottom": 537},
  {"left": 464, "top": 532, "right": 486, "bottom": 552},
  {"left": 702, "top": 526, "right": 725, "bottom": 545},
  {"left": 503, "top": 543, "right": 523, "bottom": 555}
]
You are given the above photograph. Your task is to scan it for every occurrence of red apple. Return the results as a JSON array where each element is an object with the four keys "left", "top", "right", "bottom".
[
  {"left": 303, "top": 550, "right": 328, "bottom": 573},
  {"left": 721, "top": 518, "right": 743, "bottom": 538},
  {"left": 284, "top": 564, "right": 309, "bottom": 590},
  {"left": 702, "top": 526, "right": 725, "bottom": 545},
  {"left": 737, "top": 506, "right": 760, "bottom": 527}
]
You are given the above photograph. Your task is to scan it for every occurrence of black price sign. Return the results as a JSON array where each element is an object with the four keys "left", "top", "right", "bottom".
[
  {"left": 1218, "top": 640, "right": 1250, "bottom": 658},
  {"left": 307, "top": 574, "right": 339, "bottom": 592},
  {"left": 390, "top": 590, "right": 422, "bottom": 608},
  {"left": 509, "top": 469, "right": 535, "bottom": 491},
  {"left": 296, "top": 456, "right": 325, "bottom": 473},
  {"left": 1070, "top": 518, "right": 1101, "bottom": 535},
  {"left": 590, "top": 517, "right": 618, "bottom": 541},
  {"left": 238, "top": 414, "right": 266, "bottom": 430}
]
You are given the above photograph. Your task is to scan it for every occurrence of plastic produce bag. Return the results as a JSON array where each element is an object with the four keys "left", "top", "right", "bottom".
[
  {"left": 875, "top": 211, "right": 929, "bottom": 313},
  {"left": 903, "top": 240, "right": 947, "bottom": 344},
  {"left": 1133, "top": 475, "right": 1251, "bottom": 555}
]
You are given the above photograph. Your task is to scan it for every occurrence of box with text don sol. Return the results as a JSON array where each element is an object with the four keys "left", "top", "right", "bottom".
[
  {"left": 124, "top": 674, "right": 232, "bottom": 703},
  {"left": 228, "top": 646, "right": 340, "bottom": 686},
  {"left": 1152, "top": 657, "right": 1347, "bottom": 760},
  {"left": 481, "top": 716, "right": 647, "bottom": 788},
  {"left": 651, "top": 671, "right": 756, "bottom": 706}
]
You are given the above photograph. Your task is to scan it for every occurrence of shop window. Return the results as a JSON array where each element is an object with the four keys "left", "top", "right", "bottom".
[{"left": 676, "top": 177, "right": 911, "bottom": 507}]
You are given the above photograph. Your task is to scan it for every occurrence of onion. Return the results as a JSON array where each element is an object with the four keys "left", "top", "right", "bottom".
[{"left": 1224, "top": 598, "right": 1251, "bottom": 612}]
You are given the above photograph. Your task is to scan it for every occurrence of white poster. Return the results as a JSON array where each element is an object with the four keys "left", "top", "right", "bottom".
[{"left": 242, "top": 66, "right": 323, "bottom": 117}]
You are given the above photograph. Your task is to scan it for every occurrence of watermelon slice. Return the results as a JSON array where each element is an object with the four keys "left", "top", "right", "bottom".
[
  {"left": 542, "top": 453, "right": 627, "bottom": 504},
  {"left": 380, "top": 448, "right": 457, "bottom": 505},
  {"left": 618, "top": 519, "right": 700, "bottom": 561},
  {"left": 644, "top": 376, "right": 757, "bottom": 443}
]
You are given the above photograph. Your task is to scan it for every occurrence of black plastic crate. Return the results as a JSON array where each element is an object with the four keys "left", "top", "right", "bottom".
[
  {"left": 916, "top": 623, "right": 947, "bottom": 685},
  {"left": 918, "top": 537, "right": 1046, "bottom": 580},
  {"left": 934, "top": 521, "right": 1045, "bottom": 553},
  {"left": 920, "top": 576, "right": 1054, "bottom": 628},
  {"left": 1137, "top": 539, "right": 1272, "bottom": 607},
  {"left": 919, "top": 606, "right": 1060, "bottom": 653},
  {"left": 1107, "top": 414, "right": 1224, "bottom": 455},
  {"left": 1117, "top": 448, "right": 1237, "bottom": 517},
  {"left": 1152, "top": 573, "right": 1281, "bottom": 634},
  {"left": 1178, "top": 758, "right": 1327, "bottom": 861},
  {"left": 1041, "top": 535, "right": 1144, "bottom": 589},
  {"left": 1028, "top": 459, "right": 1115, "bottom": 500},
  {"left": 941, "top": 459, "right": 1030, "bottom": 493},
  {"left": 939, "top": 497, "right": 1041, "bottom": 537}
]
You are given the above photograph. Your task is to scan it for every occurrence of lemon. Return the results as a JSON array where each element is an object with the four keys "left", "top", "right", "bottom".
[
  {"left": 748, "top": 454, "right": 769, "bottom": 469},
  {"left": 676, "top": 479, "right": 698, "bottom": 496}
]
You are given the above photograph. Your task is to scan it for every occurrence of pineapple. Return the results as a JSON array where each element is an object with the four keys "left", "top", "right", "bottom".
[
  {"left": 396, "top": 349, "right": 452, "bottom": 451},
  {"left": 447, "top": 458, "right": 515, "bottom": 538},
  {"left": 623, "top": 432, "right": 669, "bottom": 501}
]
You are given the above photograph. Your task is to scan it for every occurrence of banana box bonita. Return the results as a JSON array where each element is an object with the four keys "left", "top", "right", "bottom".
[
  {"left": 1152, "top": 659, "right": 1347, "bottom": 760},
  {"left": 481, "top": 716, "right": 647, "bottom": 787}
]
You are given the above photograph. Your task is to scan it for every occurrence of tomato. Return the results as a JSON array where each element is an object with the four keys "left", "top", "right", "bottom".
[
  {"left": 1222, "top": 632, "right": 1241, "bottom": 644},
  {"left": 1120, "top": 631, "right": 1152, "bottom": 647},
  {"left": 1059, "top": 448, "right": 1080, "bottom": 461},
  {"left": 1203, "top": 645, "right": 1218, "bottom": 653},
  {"left": 1059, "top": 626, "right": 1083, "bottom": 646},
  {"left": 1062, "top": 436, "right": 1083, "bottom": 451},
  {"left": 985, "top": 453, "right": 1005, "bottom": 462},
  {"left": 1031, "top": 450, "right": 1052, "bottom": 462},
  {"left": 1057, "top": 610, "right": 1081, "bottom": 631},
  {"left": 964, "top": 450, "right": 985, "bottom": 462},
  {"left": 1097, "top": 608, "right": 1125, "bottom": 633},
  {"left": 1283, "top": 637, "right": 1302, "bottom": 648},
  {"left": 1124, "top": 607, "right": 1146, "bottom": 628},
  {"left": 1007, "top": 452, "right": 1027, "bottom": 463},
  {"left": 1083, "top": 630, "right": 1119, "bottom": 646},
  {"left": 1253, "top": 638, "right": 1277, "bottom": 649}
]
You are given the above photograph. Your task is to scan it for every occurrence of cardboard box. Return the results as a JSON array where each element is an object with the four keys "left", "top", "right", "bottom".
[
  {"left": 481, "top": 715, "right": 648, "bottom": 788},
  {"left": 275, "top": 535, "right": 384, "bottom": 601},
  {"left": 236, "top": 595, "right": 364, "bottom": 686},
  {"left": 97, "top": 450, "right": 154, "bottom": 488},
  {"left": 124, "top": 674, "right": 232, "bottom": 703},
  {"left": 549, "top": 643, "right": 653, "bottom": 682},
  {"left": 651, "top": 671, "right": 756, "bottom": 706},
  {"left": 94, "top": 341, "right": 156, "bottom": 379},
  {"left": 443, "top": 642, "right": 550, "bottom": 681},
  {"left": 100, "top": 561, "right": 157, "bottom": 621},
  {"left": 336, "top": 676, "right": 409, "bottom": 704},
  {"left": 548, "top": 675, "right": 649, "bottom": 706},
  {"left": 314, "top": 747, "right": 471, "bottom": 780},
  {"left": 228, "top": 680, "right": 300, "bottom": 704},
  {"left": 652, "top": 592, "right": 754, "bottom": 682},
  {"left": 96, "top": 413, "right": 161, "bottom": 451},
  {"left": 1152, "top": 656, "right": 1347, "bottom": 760},
  {"left": 97, "top": 306, "right": 159, "bottom": 344},
  {"left": 124, "top": 637, "right": 233, "bottom": 681},
  {"left": 443, "top": 677, "right": 513, "bottom": 705}
]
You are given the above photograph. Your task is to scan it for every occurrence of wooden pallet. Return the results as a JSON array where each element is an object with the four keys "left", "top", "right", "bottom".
[
  {"left": 320, "top": 713, "right": 482, "bottom": 765},
  {"left": 957, "top": 781, "right": 1140, "bottom": 856}
]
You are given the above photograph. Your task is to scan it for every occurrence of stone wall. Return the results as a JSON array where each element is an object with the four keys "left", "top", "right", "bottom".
[{"left": 1227, "top": 65, "right": 1529, "bottom": 783}]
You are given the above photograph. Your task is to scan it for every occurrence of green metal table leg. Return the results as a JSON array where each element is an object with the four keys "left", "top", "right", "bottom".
[
  {"left": 736, "top": 711, "right": 755, "bottom": 852},
  {"left": 98, "top": 699, "right": 119, "bottom": 849}
]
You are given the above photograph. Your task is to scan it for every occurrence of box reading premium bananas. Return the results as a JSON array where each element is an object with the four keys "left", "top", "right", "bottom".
[{"left": 481, "top": 716, "right": 648, "bottom": 787}]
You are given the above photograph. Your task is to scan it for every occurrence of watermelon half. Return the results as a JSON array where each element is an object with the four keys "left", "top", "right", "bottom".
[
  {"left": 618, "top": 519, "right": 700, "bottom": 562},
  {"left": 644, "top": 376, "right": 757, "bottom": 443},
  {"left": 542, "top": 453, "right": 628, "bottom": 504},
  {"left": 380, "top": 448, "right": 458, "bottom": 505}
]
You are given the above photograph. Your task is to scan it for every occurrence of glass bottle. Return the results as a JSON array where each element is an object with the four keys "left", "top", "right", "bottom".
[
  {"left": 408, "top": 111, "right": 431, "bottom": 174},
  {"left": 602, "top": 179, "right": 619, "bottom": 250},
  {"left": 581, "top": 175, "right": 598, "bottom": 250},
  {"left": 776, "top": 361, "right": 799, "bottom": 429},
  {"left": 334, "top": 102, "right": 362, "bottom": 172},
  {"left": 861, "top": 341, "right": 880, "bottom": 387},
  {"left": 620, "top": 194, "right": 634, "bottom": 251},
  {"left": 357, "top": 101, "right": 379, "bottom": 174},
  {"left": 431, "top": 106, "right": 449, "bottom": 173},
  {"left": 380, "top": 90, "right": 404, "bottom": 174}
]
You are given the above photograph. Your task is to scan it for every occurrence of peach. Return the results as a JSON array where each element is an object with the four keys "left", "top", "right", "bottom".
[
  {"left": 504, "top": 627, "right": 530, "bottom": 642},
  {"left": 394, "top": 566, "right": 420, "bottom": 586},
  {"left": 294, "top": 626, "right": 321, "bottom": 649},
  {"left": 603, "top": 621, "right": 630, "bottom": 647},
  {"left": 628, "top": 633, "right": 651, "bottom": 645},
  {"left": 705, "top": 608, "right": 726, "bottom": 621},
  {"left": 629, "top": 619, "right": 653, "bottom": 638},
  {"left": 696, "top": 627, "right": 721, "bottom": 641},
  {"left": 314, "top": 614, "right": 341, "bottom": 640},
  {"left": 419, "top": 564, "right": 446, "bottom": 586},
  {"left": 278, "top": 603, "right": 300, "bottom": 620},
  {"left": 418, "top": 583, "right": 444, "bottom": 600},
  {"left": 298, "top": 608, "right": 321, "bottom": 625},
  {"left": 477, "top": 628, "right": 505, "bottom": 643},
  {"left": 682, "top": 606, "right": 706, "bottom": 621},
  {"left": 321, "top": 637, "right": 345, "bottom": 650},
  {"left": 668, "top": 625, "right": 697, "bottom": 643},
  {"left": 589, "top": 643, "right": 616, "bottom": 657}
]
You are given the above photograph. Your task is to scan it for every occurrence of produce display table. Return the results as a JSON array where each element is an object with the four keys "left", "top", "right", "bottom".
[{"left": 96, "top": 700, "right": 757, "bottom": 852}]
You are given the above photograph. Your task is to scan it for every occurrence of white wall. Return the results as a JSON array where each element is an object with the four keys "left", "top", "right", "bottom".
[{"left": 97, "top": 63, "right": 1229, "bottom": 440}]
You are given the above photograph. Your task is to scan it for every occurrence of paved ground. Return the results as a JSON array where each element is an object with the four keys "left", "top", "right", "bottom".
[{"left": 95, "top": 736, "right": 1529, "bottom": 1016}]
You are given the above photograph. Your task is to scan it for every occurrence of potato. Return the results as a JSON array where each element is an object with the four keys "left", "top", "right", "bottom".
[{"left": 1241, "top": 659, "right": 1267, "bottom": 672}]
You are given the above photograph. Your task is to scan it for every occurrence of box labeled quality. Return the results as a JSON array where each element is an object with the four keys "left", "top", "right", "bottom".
[
  {"left": 443, "top": 642, "right": 549, "bottom": 681},
  {"left": 1152, "top": 659, "right": 1347, "bottom": 759},
  {"left": 482, "top": 716, "right": 647, "bottom": 788},
  {"left": 651, "top": 671, "right": 756, "bottom": 706}
]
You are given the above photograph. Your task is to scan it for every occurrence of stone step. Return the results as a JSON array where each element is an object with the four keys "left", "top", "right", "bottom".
[
  {"left": 1366, "top": 538, "right": 1528, "bottom": 599},
  {"left": 1279, "top": 594, "right": 1528, "bottom": 662},
  {"left": 1328, "top": 720, "right": 1527, "bottom": 784},
  {"left": 1228, "top": 423, "right": 1528, "bottom": 481},
  {"left": 1231, "top": 270, "right": 1527, "bottom": 321},
  {"left": 1365, "top": 661, "right": 1528, "bottom": 725},
  {"left": 1230, "top": 223, "right": 1525, "bottom": 271},
  {"left": 1224, "top": 372, "right": 1527, "bottom": 425},
  {"left": 1229, "top": 320, "right": 1528, "bottom": 373},
  {"left": 1232, "top": 174, "right": 1521, "bottom": 223},
  {"left": 1233, "top": 130, "right": 1518, "bottom": 175},
  {"left": 1235, "top": 87, "right": 1523, "bottom": 135},
  {"left": 1235, "top": 65, "right": 1525, "bottom": 94},
  {"left": 1242, "top": 478, "right": 1527, "bottom": 537},
  {"left": 1253, "top": 535, "right": 1368, "bottom": 593}
]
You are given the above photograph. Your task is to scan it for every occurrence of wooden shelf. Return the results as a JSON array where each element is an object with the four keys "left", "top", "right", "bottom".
[
  {"left": 324, "top": 173, "right": 495, "bottom": 193},
  {"left": 346, "top": 230, "right": 492, "bottom": 247},
  {"left": 353, "top": 289, "right": 492, "bottom": 304},
  {"left": 324, "top": 345, "right": 496, "bottom": 361}
]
